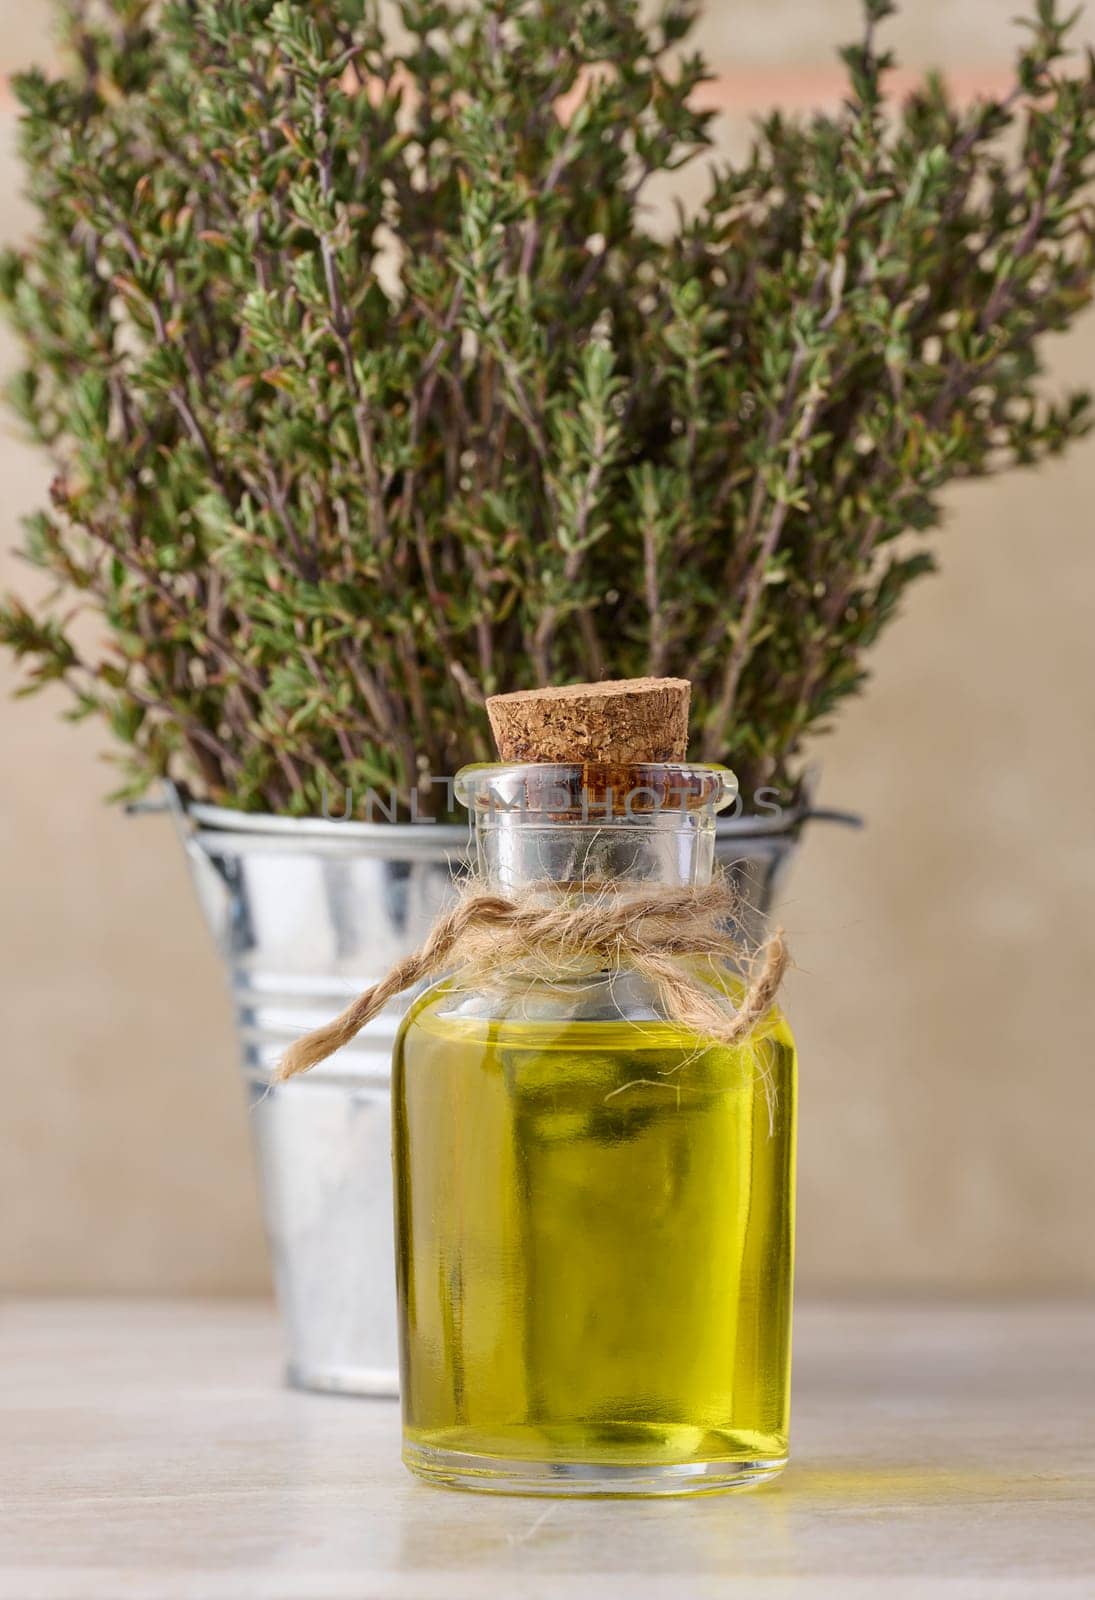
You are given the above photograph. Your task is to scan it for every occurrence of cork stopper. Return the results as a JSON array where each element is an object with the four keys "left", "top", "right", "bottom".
[{"left": 486, "top": 677, "right": 691, "bottom": 764}]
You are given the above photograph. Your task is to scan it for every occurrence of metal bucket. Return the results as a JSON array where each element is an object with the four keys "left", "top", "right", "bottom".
[{"left": 155, "top": 782, "right": 856, "bottom": 1395}]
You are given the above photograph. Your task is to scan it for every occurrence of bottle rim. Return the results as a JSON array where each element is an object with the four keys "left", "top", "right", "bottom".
[{"left": 454, "top": 762, "right": 738, "bottom": 818}]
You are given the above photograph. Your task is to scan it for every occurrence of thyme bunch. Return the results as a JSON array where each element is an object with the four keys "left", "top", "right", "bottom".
[{"left": 2, "top": 0, "right": 1093, "bottom": 813}]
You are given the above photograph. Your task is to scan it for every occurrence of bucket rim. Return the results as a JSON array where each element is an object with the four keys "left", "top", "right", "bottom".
[
  {"left": 185, "top": 794, "right": 821, "bottom": 844},
  {"left": 134, "top": 770, "right": 860, "bottom": 847}
]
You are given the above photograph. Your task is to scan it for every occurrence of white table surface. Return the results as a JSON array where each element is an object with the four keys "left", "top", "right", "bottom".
[{"left": 1, "top": 1298, "right": 1092, "bottom": 1599}]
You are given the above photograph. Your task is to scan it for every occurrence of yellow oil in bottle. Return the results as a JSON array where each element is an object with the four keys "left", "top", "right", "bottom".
[{"left": 393, "top": 984, "right": 796, "bottom": 1492}]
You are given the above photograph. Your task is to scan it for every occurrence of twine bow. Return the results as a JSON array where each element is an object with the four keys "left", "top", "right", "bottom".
[{"left": 276, "top": 877, "right": 788, "bottom": 1082}]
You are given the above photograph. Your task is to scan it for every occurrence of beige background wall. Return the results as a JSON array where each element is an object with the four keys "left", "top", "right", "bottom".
[{"left": 2, "top": 2, "right": 1094, "bottom": 1296}]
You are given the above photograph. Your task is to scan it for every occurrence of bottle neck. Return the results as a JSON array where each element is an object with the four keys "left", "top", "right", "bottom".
[
  {"left": 474, "top": 809, "right": 717, "bottom": 894},
  {"left": 455, "top": 762, "right": 737, "bottom": 896}
]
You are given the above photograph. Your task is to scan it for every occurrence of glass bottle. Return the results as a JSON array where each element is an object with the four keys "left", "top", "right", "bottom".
[{"left": 392, "top": 760, "right": 796, "bottom": 1496}]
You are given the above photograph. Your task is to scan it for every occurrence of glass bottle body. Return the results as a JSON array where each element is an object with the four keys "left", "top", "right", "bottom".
[{"left": 392, "top": 763, "right": 797, "bottom": 1496}]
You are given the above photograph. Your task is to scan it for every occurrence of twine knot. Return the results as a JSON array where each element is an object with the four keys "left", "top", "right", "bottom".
[{"left": 276, "top": 876, "right": 788, "bottom": 1082}]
